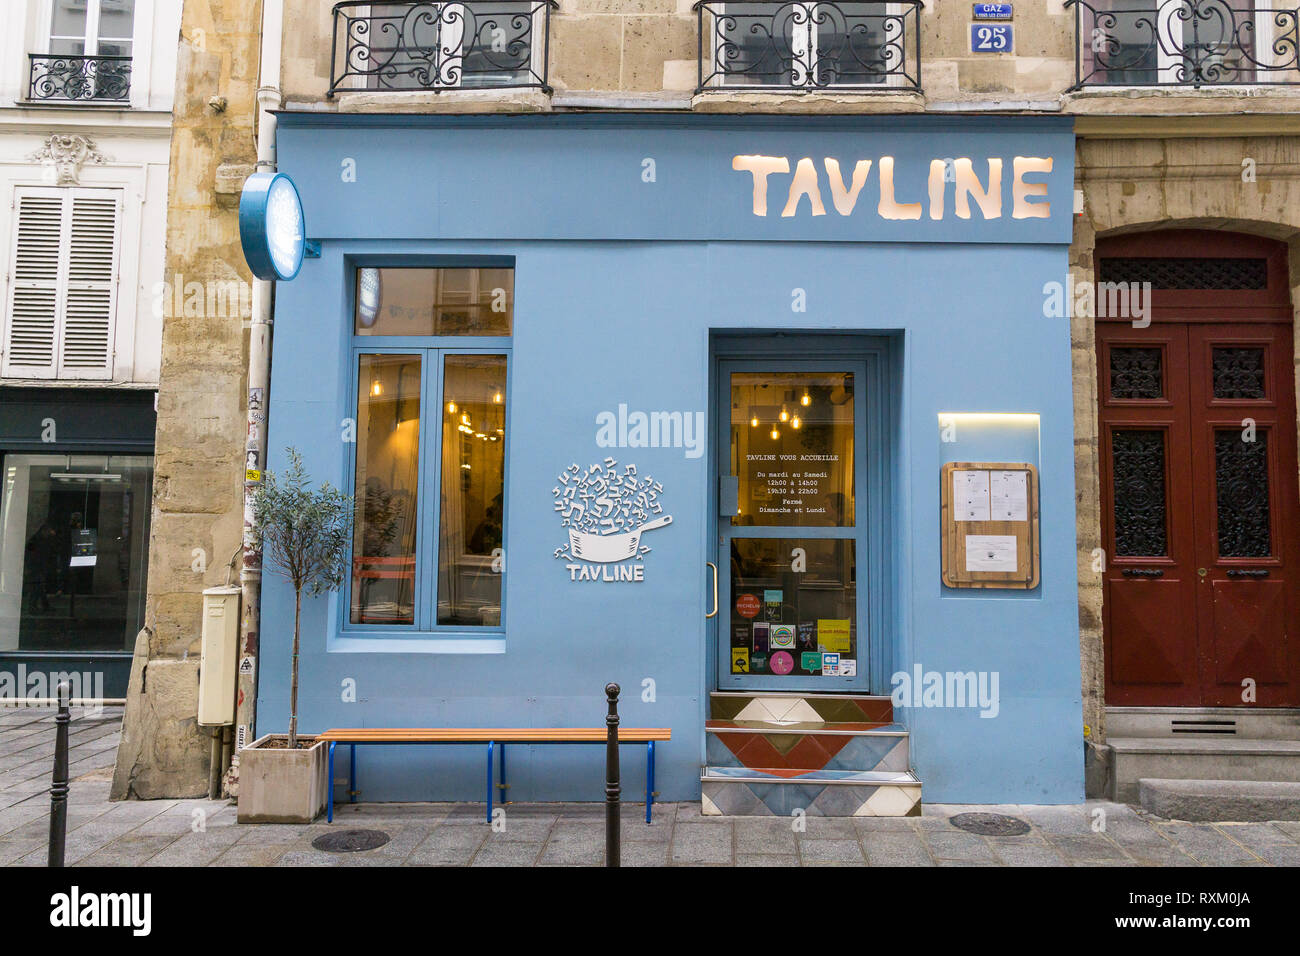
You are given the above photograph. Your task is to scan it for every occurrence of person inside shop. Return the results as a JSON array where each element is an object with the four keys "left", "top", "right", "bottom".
[
  {"left": 470, "top": 492, "right": 503, "bottom": 555},
  {"left": 24, "top": 522, "right": 61, "bottom": 614}
]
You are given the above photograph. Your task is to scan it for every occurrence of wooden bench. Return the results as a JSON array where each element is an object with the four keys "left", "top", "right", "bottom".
[{"left": 317, "top": 728, "right": 672, "bottom": 824}]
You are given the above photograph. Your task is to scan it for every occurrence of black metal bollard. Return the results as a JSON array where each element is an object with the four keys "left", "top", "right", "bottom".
[
  {"left": 605, "top": 682, "right": 620, "bottom": 868},
  {"left": 48, "top": 680, "right": 71, "bottom": 868}
]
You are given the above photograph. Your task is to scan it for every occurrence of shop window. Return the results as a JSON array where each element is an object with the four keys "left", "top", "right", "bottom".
[
  {"left": 351, "top": 354, "right": 422, "bottom": 625},
  {"left": 3, "top": 187, "right": 122, "bottom": 380},
  {"left": 0, "top": 454, "right": 153, "bottom": 653},
  {"left": 436, "top": 355, "right": 506, "bottom": 626},
  {"left": 349, "top": 267, "right": 510, "bottom": 632},
  {"left": 355, "top": 266, "right": 513, "bottom": 336}
]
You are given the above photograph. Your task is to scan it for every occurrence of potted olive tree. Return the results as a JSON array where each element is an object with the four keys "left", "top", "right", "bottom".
[{"left": 237, "top": 448, "right": 352, "bottom": 823}]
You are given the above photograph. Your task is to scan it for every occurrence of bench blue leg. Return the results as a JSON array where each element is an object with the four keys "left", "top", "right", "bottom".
[
  {"left": 499, "top": 743, "right": 507, "bottom": 805},
  {"left": 486, "top": 741, "right": 494, "bottom": 823},
  {"left": 327, "top": 742, "right": 335, "bottom": 823},
  {"left": 646, "top": 741, "right": 655, "bottom": 824},
  {"left": 349, "top": 744, "right": 357, "bottom": 804}
]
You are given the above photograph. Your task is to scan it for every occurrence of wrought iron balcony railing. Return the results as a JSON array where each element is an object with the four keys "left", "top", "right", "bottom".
[
  {"left": 1065, "top": 0, "right": 1300, "bottom": 88},
  {"left": 329, "top": 1, "right": 557, "bottom": 96},
  {"left": 694, "top": 1, "right": 922, "bottom": 92},
  {"left": 28, "top": 54, "right": 132, "bottom": 102}
]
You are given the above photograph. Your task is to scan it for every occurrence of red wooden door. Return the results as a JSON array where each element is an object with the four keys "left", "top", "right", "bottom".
[
  {"left": 1098, "top": 232, "right": 1300, "bottom": 707},
  {"left": 1186, "top": 324, "right": 1300, "bottom": 706}
]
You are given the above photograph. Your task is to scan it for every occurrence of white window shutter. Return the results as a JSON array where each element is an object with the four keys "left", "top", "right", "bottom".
[
  {"left": 4, "top": 191, "right": 63, "bottom": 378},
  {"left": 3, "top": 186, "right": 120, "bottom": 381},
  {"left": 60, "top": 192, "right": 120, "bottom": 378}
]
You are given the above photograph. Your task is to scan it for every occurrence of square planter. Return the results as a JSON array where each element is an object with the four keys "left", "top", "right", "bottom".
[{"left": 236, "top": 734, "right": 328, "bottom": 823}]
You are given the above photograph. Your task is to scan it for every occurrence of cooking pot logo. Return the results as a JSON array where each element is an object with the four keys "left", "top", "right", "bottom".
[{"left": 553, "top": 459, "right": 672, "bottom": 565}]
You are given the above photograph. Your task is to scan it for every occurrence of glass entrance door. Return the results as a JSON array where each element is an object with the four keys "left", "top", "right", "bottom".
[{"left": 716, "top": 360, "right": 870, "bottom": 691}]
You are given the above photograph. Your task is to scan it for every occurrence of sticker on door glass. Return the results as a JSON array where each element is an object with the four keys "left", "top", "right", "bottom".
[
  {"left": 801, "top": 652, "right": 823, "bottom": 674},
  {"left": 797, "top": 622, "right": 817, "bottom": 652},
  {"left": 736, "top": 593, "right": 760, "bottom": 618},
  {"left": 769, "top": 651, "right": 795, "bottom": 675},
  {"left": 731, "top": 648, "right": 749, "bottom": 674},
  {"left": 770, "top": 624, "right": 795, "bottom": 649},
  {"left": 763, "top": 589, "right": 783, "bottom": 622},
  {"left": 752, "top": 622, "right": 769, "bottom": 654},
  {"left": 817, "top": 619, "right": 851, "bottom": 653}
]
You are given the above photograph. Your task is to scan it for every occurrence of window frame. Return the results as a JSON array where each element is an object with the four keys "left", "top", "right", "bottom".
[
  {"left": 36, "top": 0, "right": 154, "bottom": 107},
  {"left": 355, "top": 1, "right": 546, "bottom": 92},
  {"left": 340, "top": 263, "right": 513, "bottom": 641},
  {"left": 712, "top": 1, "right": 908, "bottom": 90},
  {"left": 1081, "top": 0, "right": 1282, "bottom": 86}
]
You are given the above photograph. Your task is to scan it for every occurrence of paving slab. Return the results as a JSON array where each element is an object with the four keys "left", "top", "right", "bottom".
[
  {"left": 863, "top": 833, "right": 935, "bottom": 866},
  {"left": 1158, "top": 823, "right": 1264, "bottom": 865},
  {"left": 670, "top": 822, "right": 733, "bottom": 864}
]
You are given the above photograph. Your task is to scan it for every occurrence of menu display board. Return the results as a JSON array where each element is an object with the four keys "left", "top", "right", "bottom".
[{"left": 940, "top": 461, "right": 1039, "bottom": 589}]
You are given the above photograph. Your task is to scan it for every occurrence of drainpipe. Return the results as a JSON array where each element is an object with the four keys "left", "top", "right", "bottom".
[{"left": 230, "top": 0, "right": 283, "bottom": 791}]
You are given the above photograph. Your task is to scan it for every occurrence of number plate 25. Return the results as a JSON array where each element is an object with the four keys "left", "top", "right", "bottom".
[{"left": 971, "top": 24, "right": 1012, "bottom": 53}]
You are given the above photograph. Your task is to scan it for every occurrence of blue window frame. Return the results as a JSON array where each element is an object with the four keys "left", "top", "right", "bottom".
[{"left": 342, "top": 263, "right": 513, "bottom": 638}]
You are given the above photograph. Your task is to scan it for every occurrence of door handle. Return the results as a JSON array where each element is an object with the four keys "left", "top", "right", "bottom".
[{"left": 706, "top": 562, "right": 718, "bottom": 618}]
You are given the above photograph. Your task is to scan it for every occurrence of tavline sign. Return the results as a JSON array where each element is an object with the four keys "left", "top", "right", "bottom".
[
  {"left": 239, "top": 171, "right": 306, "bottom": 281},
  {"left": 731, "top": 154, "right": 1053, "bottom": 220},
  {"left": 554, "top": 460, "right": 672, "bottom": 583}
]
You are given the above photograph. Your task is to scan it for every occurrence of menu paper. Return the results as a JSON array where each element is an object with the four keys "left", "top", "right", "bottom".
[
  {"left": 989, "top": 470, "right": 1029, "bottom": 521},
  {"left": 964, "top": 535, "right": 1018, "bottom": 573},
  {"left": 952, "top": 470, "right": 991, "bottom": 521}
]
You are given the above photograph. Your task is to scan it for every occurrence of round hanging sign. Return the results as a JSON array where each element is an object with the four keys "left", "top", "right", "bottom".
[{"left": 239, "top": 172, "right": 306, "bottom": 281}]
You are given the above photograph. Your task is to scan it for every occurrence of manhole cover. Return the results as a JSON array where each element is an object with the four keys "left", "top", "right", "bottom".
[
  {"left": 312, "top": 829, "right": 390, "bottom": 853},
  {"left": 949, "top": 812, "right": 1030, "bottom": 836}
]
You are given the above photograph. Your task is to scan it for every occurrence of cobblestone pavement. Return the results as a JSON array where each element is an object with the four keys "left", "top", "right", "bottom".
[{"left": 3, "top": 706, "right": 1299, "bottom": 866}]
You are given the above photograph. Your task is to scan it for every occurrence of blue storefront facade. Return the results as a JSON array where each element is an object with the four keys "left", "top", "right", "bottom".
[{"left": 259, "top": 112, "right": 1084, "bottom": 808}]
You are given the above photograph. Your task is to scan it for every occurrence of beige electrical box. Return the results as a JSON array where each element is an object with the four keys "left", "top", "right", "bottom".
[{"left": 198, "top": 586, "right": 241, "bottom": 726}]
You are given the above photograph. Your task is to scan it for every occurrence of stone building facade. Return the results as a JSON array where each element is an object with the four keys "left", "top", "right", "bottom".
[
  {"left": 120, "top": 0, "right": 1300, "bottom": 802},
  {"left": 0, "top": 2, "right": 181, "bottom": 712},
  {"left": 112, "top": 0, "right": 262, "bottom": 797}
]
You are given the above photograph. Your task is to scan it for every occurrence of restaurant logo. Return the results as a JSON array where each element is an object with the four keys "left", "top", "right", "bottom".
[
  {"left": 732, "top": 154, "right": 1053, "bottom": 221},
  {"left": 553, "top": 459, "right": 671, "bottom": 582}
]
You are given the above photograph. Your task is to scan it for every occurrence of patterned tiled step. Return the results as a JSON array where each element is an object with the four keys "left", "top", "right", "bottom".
[
  {"left": 707, "top": 721, "right": 910, "bottom": 773},
  {"left": 709, "top": 692, "right": 893, "bottom": 724},
  {"left": 701, "top": 767, "right": 922, "bottom": 817}
]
